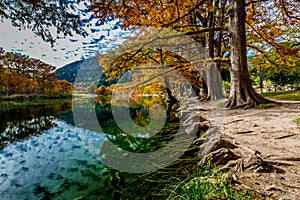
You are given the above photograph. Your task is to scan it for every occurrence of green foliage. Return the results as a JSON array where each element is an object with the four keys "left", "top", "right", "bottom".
[
  {"left": 256, "top": 103, "right": 278, "bottom": 109},
  {"left": 260, "top": 90, "right": 300, "bottom": 101},
  {"left": 222, "top": 81, "right": 230, "bottom": 91},
  {"left": 249, "top": 51, "right": 300, "bottom": 87},
  {"left": 266, "top": 65, "right": 300, "bottom": 86},
  {"left": 166, "top": 165, "right": 255, "bottom": 200},
  {"left": 293, "top": 117, "right": 300, "bottom": 126},
  {"left": 55, "top": 59, "right": 85, "bottom": 83},
  {"left": 56, "top": 57, "right": 116, "bottom": 88},
  {"left": 221, "top": 67, "right": 230, "bottom": 82},
  {"left": 0, "top": 97, "right": 71, "bottom": 112},
  {"left": 249, "top": 66, "right": 261, "bottom": 86}
]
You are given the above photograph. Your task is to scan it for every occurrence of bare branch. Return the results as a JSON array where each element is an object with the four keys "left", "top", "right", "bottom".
[
  {"left": 291, "top": 43, "right": 300, "bottom": 48},
  {"left": 245, "top": 0, "right": 269, "bottom": 7},
  {"left": 280, "top": 0, "right": 300, "bottom": 21},
  {"left": 163, "top": 0, "right": 206, "bottom": 27},
  {"left": 246, "top": 21, "right": 283, "bottom": 55},
  {"left": 246, "top": 44, "right": 279, "bottom": 67},
  {"left": 185, "top": 27, "right": 228, "bottom": 35},
  {"left": 194, "top": 11, "right": 206, "bottom": 26}
]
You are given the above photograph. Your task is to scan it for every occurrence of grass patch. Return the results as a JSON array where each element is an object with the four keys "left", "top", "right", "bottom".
[
  {"left": 0, "top": 97, "right": 72, "bottom": 111},
  {"left": 0, "top": 94, "right": 71, "bottom": 101},
  {"left": 256, "top": 103, "right": 278, "bottom": 109},
  {"left": 165, "top": 165, "right": 257, "bottom": 200},
  {"left": 260, "top": 90, "right": 300, "bottom": 101},
  {"left": 294, "top": 117, "right": 300, "bottom": 126}
]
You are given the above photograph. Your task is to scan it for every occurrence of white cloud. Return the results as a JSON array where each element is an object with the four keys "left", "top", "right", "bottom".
[{"left": 0, "top": 19, "right": 131, "bottom": 68}]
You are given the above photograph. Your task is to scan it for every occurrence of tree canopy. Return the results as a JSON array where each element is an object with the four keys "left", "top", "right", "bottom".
[
  {"left": 0, "top": 0, "right": 89, "bottom": 45},
  {"left": 0, "top": 48, "right": 73, "bottom": 95},
  {"left": 89, "top": 0, "right": 300, "bottom": 108},
  {"left": 1, "top": 0, "right": 299, "bottom": 107}
]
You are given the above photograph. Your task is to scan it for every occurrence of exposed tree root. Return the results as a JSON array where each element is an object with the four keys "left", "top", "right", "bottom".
[
  {"left": 197, "top": 135, "right": 290, "bottom": 198},
  {"left": 191, "top": 100, "right": 300, "bottom": 199},
  {"left": 200, "top": 139, "right": 286, "bottom": 174},
  {"left": 199, "top": 148, "right": 241, "bottom": 166},
  {"left": 226, "top": 88, "right": 276, "bottom": 109}
]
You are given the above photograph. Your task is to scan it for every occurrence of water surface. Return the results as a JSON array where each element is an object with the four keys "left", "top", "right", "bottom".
[{"left": 0, "top": 98, "right": 198, "bottom": 199}]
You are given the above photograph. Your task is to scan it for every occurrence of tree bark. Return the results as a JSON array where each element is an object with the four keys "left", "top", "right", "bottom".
[
  {"left": 202, "top": 0, "right": 224, "bottom": 101},
  {"left": 259, "top": 68, "right": 266, "bottom": 93},
  {"left": 226, "top": 0, "right": 271, "bottom": 108},
  {"left": 202, "top": 62, "right": 224, "bottom": 101},
  {"left": 164, "top": 77, "right": 178, "bottom": 103}
]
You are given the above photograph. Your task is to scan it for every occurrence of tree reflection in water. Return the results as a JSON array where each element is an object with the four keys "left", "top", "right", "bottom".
[{"left": 0, "top": 102, "right": 72, "bottom": 149}]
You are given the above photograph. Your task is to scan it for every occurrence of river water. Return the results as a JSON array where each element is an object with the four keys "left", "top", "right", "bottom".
[{"left": 0, "top": 98, "right": 197, "bottom": 199}]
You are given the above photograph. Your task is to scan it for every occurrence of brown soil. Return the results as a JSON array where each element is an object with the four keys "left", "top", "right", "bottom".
[{"left": 199, "top": 101, "right": 300, "bottom": 199}]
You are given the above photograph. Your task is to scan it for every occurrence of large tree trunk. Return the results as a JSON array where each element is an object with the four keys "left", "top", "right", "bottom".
[
  {"left": 226, "top": 0, "right": 271, "bottom": 108},
  {"left": 202, "top": 63, "right": 224, "bottom": 101},
  {"left": 202, "top": 0, "right": 224, "bottom": 101}
]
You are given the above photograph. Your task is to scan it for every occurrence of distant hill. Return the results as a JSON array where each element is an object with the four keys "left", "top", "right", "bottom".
[
  {"left": 55, "top": 57, "right": 116, "bottom": 87},
  {"left": 56, "top": 59, "right": 85, "bottom": 84}
]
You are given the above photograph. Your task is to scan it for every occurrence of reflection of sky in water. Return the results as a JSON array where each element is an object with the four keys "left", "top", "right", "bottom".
[
  {"left": 0, "top": 120, "right": 107, "bottom": 200},
  {"left": 0, "top": 99, "right": 183, "bottom": 199},
  {"left": 0, "top": 4, "right": 132, "bottom": 68}
]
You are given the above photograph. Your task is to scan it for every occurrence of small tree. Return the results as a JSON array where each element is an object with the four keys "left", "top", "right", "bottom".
[{"left": 95, "top": 85, "right": 107, "bottom": 96}]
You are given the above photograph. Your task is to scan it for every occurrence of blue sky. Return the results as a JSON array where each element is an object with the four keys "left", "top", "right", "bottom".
[{"left": 0, "top": 18, "right": 129, "bottom": 68}]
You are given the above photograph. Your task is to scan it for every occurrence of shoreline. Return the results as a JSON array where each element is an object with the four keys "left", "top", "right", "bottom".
[
  {"left": 0, "top": 94, "right": 72, "bottom": 101},
  {"left": 0, "top": 94, "right": 72, "bottom": 111}
]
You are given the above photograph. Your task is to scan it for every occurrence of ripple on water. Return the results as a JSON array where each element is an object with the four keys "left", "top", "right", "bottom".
[{"left": 0, "top": 120, "right": 107, "bottom": 200}]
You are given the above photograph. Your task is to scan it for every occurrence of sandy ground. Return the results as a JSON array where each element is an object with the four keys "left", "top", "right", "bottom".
[{"left": 202, "top": 101, "right": 300, "bottom": 199}]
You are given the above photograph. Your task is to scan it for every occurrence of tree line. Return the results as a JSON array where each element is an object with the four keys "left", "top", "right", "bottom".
[
  {"left": 0, "top": 48, "right": 73, "bottom": 97},
  {"left": 1, "top": 0, "right": 299, "bottom": 108}
]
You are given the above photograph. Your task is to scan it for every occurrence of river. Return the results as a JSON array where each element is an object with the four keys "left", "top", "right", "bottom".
[{"left": 0, "top": 97, "right": 199, "bottom": 199}]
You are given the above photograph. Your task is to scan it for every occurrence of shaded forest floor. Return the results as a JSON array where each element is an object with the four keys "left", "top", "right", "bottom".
[{"left": 199, "top": 100, "right": 300, "bottom": 199}]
